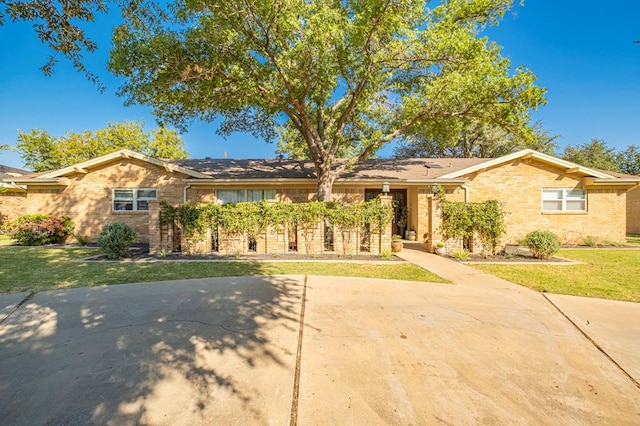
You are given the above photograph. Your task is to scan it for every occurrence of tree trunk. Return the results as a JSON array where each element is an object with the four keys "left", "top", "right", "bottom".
[{"left": 316, "top": 166, "right": 336, "bottom": 202}]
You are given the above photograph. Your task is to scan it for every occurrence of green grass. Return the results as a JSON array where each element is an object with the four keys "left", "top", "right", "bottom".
[
  {"left": 0, "top": 246, "right": 448, "bottom": 294},
  {"left": 472, "top": 249, "right": 640, "bottom": 302},
  {"left": 0, "top": 235, "right": 15, "bottom": 246}
]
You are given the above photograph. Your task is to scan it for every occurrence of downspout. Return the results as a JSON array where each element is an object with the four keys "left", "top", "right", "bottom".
[
  {"left": 461, "top": 184, "right": 470, "bottom": 202},
  {"left": 183, "top": 185, "right": 192, "bottom": 203}
]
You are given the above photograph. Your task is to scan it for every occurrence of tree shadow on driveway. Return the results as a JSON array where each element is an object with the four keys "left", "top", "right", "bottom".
[{"left": 0, "top": 275, "right": 304, "bottom": 424}]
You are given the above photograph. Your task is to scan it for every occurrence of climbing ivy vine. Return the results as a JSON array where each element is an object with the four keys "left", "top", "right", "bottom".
[
  {"left": 160, "top": 199, "right": 394, "bottom": 246},
  {"left": 433, "top": 185, "right": 506, "bottom": 254}
]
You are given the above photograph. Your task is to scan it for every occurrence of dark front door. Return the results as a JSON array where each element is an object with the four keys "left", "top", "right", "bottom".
[{"left": 365, "top": 188, "right": 407, "bottom": 237}]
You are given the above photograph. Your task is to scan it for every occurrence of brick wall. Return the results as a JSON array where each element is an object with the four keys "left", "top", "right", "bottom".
[
  {"left": 25, "top": 158, "right": 187, "bottom": 243},
  {"left": 0, "top": 190, "right": 27, "bottom": 225},
  {"left": 462, "top": 159, "right": 627, "bottom": 245}
]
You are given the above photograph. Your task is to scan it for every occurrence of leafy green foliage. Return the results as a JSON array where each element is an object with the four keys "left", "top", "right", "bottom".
[
  {"left": 523, "top": 230, "right": 560, "bottom": 259},
  {"left": 2, "top": 0, "right": 104, "bottom": 83},
  {"left": 6, "top": 214, "right": 74, "bottom": 246},
  {"left": 97, "top": 222, "right": 138, "bottom": 259},
  {"left": 109, "top": 0, "right": 546, "bottom": 199},
  {"left": 450, "top": 248, "right": 471, "bottom": 260},
  {"left": 560, "top": 139, "right": 619, "bottom": 172},
  {"left": 16, "top": 121, "right": 188, "bottom": 172},
  {"left": 161, "top": 200, "right": 394, "bottom": 252},
  {"left": 618, "top": 145, "right": 640, "bottom": 176},
  {"left": 394, "top": 121, "right": 558, "bottom": 158},
  {"left": 435, "top": 185, "right": 505, "bottom": 254}
]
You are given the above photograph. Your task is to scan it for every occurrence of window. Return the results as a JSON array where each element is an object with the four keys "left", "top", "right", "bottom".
[
  {"left": 542, "top": 189, "right": 586, "bottom": 212},
  {"left": 215, "top": 189, "right": 276, "bottom": 204},
  {"left": 113, "top": 188, "right": 157, "bottom": 211}
]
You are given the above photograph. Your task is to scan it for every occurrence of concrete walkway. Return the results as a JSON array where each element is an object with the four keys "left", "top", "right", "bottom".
[
  {"left": 397, "top": 242, "right": 640, "bottom": 385},
  {"left": 1, "top": 250, "right": 639, "bottom": 424}
]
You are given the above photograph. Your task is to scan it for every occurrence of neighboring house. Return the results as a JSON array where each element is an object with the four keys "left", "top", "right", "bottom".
[
  {"left": 0, "top": 164, "right": 29, "bottom": 225},
  {"left": 3, "top": 149, "right": 639, "bottom": 253}
]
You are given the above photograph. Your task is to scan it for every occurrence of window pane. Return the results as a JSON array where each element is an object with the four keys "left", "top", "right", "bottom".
[
  {"left": 566, "top": 200, "right": 586, "bottom": 211},
  {"left": 542, "top": 189, "right": 562, "bottom": 200},
  {"left": 246, "top": 190, "right": 261, "bottom": 202},
  {"left": 114, "top": 201, "right": 133, "bottom": 211},
  {"left": 264, "top": 189, "right": 276, "bottom": 200},
  {"left": 114, "top": 189, "right": 133, "bottom": 200},
  {"left": 137, "top": 200, "right": 150, "bottom": 211},
  {"left": 543, "top": 200, "right": 562, "bottom": 211},
  {"left": 137, "top": 189, "right": 157, "bottom": 199},
  {"left": 217, "top": 190, "right": 243, "bottom": 204},
  {"left": 566, "top": 189, "right": 585, "bottom": 200}
]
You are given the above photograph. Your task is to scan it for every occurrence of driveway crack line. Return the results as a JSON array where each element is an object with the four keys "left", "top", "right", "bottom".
[
  {"left": 289, "top": 275, "right": 308, "bottom": 426},
  {"left": 0, "top": 291, "right": 35, "bottom": 325},
  {"left": 541, "top": 292, "right": 640, "bottom": 390}
]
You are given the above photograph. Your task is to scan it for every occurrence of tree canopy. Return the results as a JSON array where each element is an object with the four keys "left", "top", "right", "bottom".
[
  {"left": 618, "top": 145, "right": 640, "bottom": 176},
  {"left": 393, "top": 121, "right": 557, "bottom": 158},
  {"left": 560, "top": 139, "right": 620, "bottom": 172},
  {"left": 15, "top": 121, "right": 188, "bottom": 171},
  {"left": 557, "top": 139, "right": 640, "bottom": 176},
  {"left": 1, "top": 0, "right": 114, "bottom": 85},
  {"left": 110, "top": 0, "right": 546, "bottom": 200}
]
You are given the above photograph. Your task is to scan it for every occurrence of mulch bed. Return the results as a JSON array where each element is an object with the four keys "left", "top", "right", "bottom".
[
  {"left": 83, "top": 245, "right": 400, "bottom": 262},
  {"left": 455, "top": 253, "right": 571, "bottom": 263}
]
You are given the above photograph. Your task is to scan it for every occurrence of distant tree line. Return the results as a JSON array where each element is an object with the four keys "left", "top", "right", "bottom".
[
  {"left": 392, "top": 122, "right": 640, "bottom": 175},
  {"left": 13, "top": 121, "right": 188, "bottom": 172}
]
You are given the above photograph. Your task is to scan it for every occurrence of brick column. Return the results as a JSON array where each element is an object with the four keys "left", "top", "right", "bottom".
[
  {"left": 378, "top": 194, "right": 393, "bottom": 254},
  {"left": 148, "top": 200, "right": 161, "bottom": 255}
]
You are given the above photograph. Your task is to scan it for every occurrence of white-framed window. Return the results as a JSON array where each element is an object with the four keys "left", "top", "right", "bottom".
[
  {"left": 113, "top": 188, "right": 158, "bottom": 211},
  {"left": 215, "top": 189, "right": 276, "bottom": 205},
  {"left": 542, "top": 188, "right": 586, "bottom": 212}
]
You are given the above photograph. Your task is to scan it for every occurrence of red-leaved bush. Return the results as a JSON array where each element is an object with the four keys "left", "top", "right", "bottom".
[{"left": 7, "top": 214, "right": 75, "bottom": 246}]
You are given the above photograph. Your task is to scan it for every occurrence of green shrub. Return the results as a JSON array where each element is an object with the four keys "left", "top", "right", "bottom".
[
  {"left": 9, "top": 214, "right": 74, "bottom": 246},
  {"left": 97, "top": 222, "right": 137, "bottom": 259},
  {"left": 523, "top": 230, "right": 560, "bottom": 259},
  {"left": 450, "top": 248, "right": 471, "bottom": 260}
]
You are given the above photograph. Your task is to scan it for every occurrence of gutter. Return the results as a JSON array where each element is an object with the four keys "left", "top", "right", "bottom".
[
  {"left": 0, "top": 182, "right": 27, "bottom": 192},
  {"left": 181, "top": 178, "right": 469, "bottom": 186},
  {"left": 583, "top": 177, "right": 640, "bottom": 187},
  {"left": 3, "top": 178, "right": 62, "bottom": 185}
]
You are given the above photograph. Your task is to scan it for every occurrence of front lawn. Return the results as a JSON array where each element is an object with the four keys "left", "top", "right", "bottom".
[
  {"left": 472, "top": 249, "right": 640, "bottom": 302},
  {"left": 0, "top": 235, "right": 14, "bottom": 246},
  {"left": 0, "top": 246, "right": 448, "bottom": 294}
]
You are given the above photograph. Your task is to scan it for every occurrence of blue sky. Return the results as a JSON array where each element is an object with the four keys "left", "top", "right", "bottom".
[{"left": 1, "top": 1, "right": 639, "bottom": 170}]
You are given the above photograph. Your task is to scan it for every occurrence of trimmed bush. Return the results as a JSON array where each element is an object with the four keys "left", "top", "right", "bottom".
[
  {"left": 97, "top": 222, "right": 137, "bottom": 259},
  {"left": 9, "top": 214, "right": 74, "bottom": 246},
  {"left": 523, "top": 230, "right": 560, "bottom": 259}
]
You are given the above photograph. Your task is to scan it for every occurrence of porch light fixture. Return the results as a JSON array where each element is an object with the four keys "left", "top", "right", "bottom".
[{"left": 382, "top": 182, "right": 390, "bottom": 193}]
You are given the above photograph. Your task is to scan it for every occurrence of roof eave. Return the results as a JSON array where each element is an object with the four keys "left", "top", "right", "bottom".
[
  {"left": 3, "top": 178, "right": 63, "bottom": 185},
  {"left": 37, "top": 149, "right": 210, "bottom": 179},
  {"left": 583, "top": 178, "right": 640, "bottom": 188},
  {"left": 439, "top": 149, "right": 615, "bottom": 179}
]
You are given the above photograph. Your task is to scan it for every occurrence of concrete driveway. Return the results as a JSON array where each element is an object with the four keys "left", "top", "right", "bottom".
[{"left": 1, "top": 274, "right": 639, "bottom": 425}]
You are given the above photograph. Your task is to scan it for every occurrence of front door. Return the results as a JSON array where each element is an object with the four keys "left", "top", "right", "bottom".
[{"left": 365, "top": 188, "right": 407, "bottom": 237}]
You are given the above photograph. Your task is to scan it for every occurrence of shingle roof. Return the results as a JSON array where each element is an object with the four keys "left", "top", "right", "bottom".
[
  {"left": 169, "top": 157, "right": 490, "bottom": 180},
  {"left": 0, "top": 164, "right": 29, "bottom": 180}
]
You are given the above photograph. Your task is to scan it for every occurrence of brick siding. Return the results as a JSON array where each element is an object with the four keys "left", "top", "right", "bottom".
[{"left": 0, "top": 190, "right": 27, "bottom": 226}]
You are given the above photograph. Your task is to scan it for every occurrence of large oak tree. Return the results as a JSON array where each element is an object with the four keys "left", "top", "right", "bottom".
[{"left": 110, "top": 0, "right": 546, "bottom": 200}]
